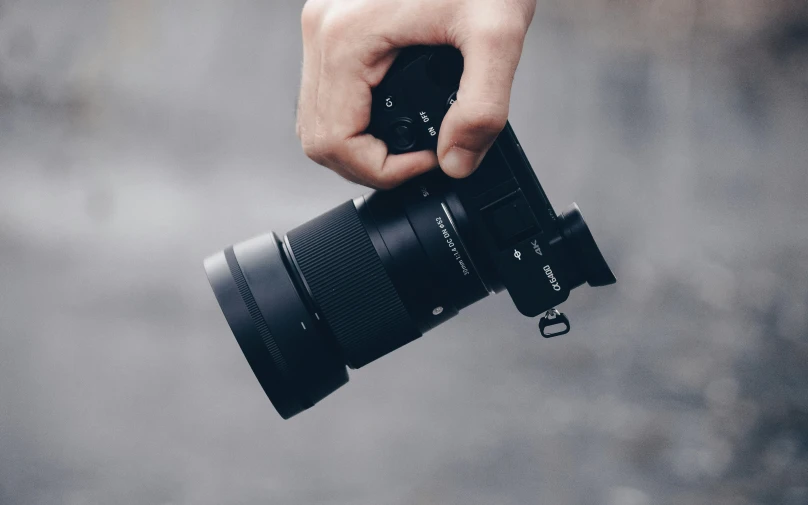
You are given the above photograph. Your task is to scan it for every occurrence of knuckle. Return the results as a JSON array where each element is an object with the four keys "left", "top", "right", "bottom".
[
  {"left": 367, "top": 173, "right": 398, "bottom": 190},
  {"left": 320, "top": 10, "right": 354, "bottom": 42},
  {"left": 316, "top": 135, "right": 340, "bottom": 158},
  {"left": 328, "top": 166, "right": 353, "bottom": 183},
  {"left": 301, "top": 0, "right": 325, "bottom": 34},
  {"left": 310, "top": 134, "right": 346, "bottom": 167},
  {"left": 334, "top": 169, "right": 364, "bottom": 186},
  {"left": 301, "top": 143, "right": 319, "bottom": 163},
  {"left": 302, "top": 137, "right": 328, "bottom": 166},
  {"left": 300, "top": 0, "right": 329, "bottom": 35}
]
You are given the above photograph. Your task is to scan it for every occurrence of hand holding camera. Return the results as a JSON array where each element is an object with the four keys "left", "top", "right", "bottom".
[{"left": 296, "top": 0, "right": 538, "bottom": 187}]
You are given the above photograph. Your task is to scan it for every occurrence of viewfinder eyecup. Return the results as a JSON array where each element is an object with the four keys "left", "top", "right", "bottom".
[{"left": 559, "top": 204, "right": 617, "bottom": 288}]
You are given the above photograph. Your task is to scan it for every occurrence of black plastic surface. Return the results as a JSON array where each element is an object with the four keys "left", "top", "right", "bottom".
[
  {"left": 369, "top": 46, "right": 615, "bottom": 317},
  {"left": 286, "top": 201, "right": 420, "bottom": 369}
]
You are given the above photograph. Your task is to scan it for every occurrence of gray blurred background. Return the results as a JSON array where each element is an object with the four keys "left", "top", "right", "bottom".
[{"left": 1, "top": 1, "right": 807, "bottom": 504}]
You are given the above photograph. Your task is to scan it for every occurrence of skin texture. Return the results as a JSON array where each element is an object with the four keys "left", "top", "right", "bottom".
[{"left": 296, "top": 0, "right": 538, "bottom": 189}]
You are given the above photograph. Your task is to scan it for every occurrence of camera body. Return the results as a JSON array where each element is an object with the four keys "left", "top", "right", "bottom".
[{"left": 368, "top": 46, "right": 613, "bottom": 320}]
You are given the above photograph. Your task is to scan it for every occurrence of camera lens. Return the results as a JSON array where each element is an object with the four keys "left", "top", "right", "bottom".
[
  {"left": 204, "top": 175, "right": 614, "bottom": 420},
  {"left": 204, "top": 174, "right": 499, "bottom": 418}
]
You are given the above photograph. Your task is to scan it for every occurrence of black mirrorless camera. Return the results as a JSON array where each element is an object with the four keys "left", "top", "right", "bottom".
[{"left": 204, "top": 47, "right": 616, "bottom": 419}]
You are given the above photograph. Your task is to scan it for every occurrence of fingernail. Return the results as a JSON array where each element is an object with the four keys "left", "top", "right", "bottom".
[{"left": 441, "top": 147, "right": 482, "bottom": 178}]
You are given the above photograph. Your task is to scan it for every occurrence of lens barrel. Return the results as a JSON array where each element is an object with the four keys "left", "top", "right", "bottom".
[
  {"left": 205, "top": 175, "right": 498, "bottom": 418},
  {"left": 285, "top": 201, "right": 421, "bottom": 369}
]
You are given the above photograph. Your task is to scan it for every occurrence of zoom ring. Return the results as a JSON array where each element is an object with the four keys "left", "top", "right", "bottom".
[{"left": 286, "top": 201, "right": 420, "bottom": 368}]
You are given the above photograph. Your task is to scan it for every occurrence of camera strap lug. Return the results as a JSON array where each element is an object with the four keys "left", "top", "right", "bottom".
[{"left": 539, "top": 309, "right": 570, "bottom": 338}]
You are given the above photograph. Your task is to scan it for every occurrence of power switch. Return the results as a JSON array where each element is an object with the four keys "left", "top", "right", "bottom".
[{"left": 481, "top": 189, "right": 540, "bottom": 249}]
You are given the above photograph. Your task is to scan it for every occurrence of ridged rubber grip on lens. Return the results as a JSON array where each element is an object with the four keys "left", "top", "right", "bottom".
[{"left": 286, "top": 201, "right": 420, "bottom": 368}]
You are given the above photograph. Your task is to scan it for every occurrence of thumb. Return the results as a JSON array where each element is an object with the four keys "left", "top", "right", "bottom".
[{"left": 437, "top": 32, "right": 525, "bottom": 178}]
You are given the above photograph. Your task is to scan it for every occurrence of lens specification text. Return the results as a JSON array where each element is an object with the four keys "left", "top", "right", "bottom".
[{"left": 435, "top": 216, "right": 470, "bottom": 276}]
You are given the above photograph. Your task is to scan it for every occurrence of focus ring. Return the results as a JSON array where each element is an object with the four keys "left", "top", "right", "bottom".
[{"left": 286, "top": 201, "right": 420, "bottom": 368}]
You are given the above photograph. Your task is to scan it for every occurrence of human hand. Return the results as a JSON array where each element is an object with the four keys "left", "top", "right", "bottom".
[{"left": 296, "top": 0, "right": 536, "bottom": 188}]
